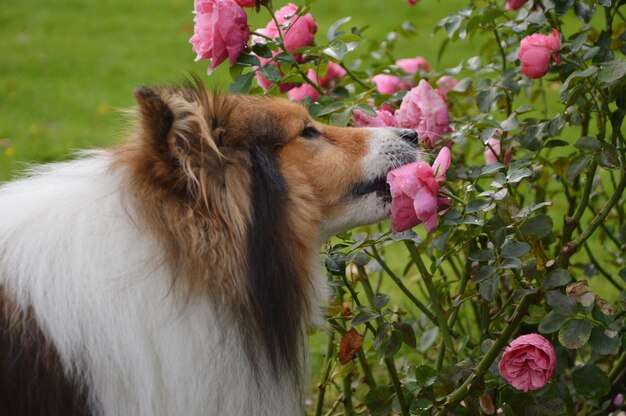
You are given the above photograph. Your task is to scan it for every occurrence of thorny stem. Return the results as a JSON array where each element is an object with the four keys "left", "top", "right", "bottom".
[
  {"left": 358, "top": 267, "right": 410, "bottom": 416},
  {"left": 435, "top": 294, "right": 534, "bottom": 415},
  {"left": 404, "top": 242, "right": 457, "bottom": 360},
  {"left": 342, "top": 372, "right": 353, "bottom": 416},
  {"left": 315, "top": 331, "right": 336, "bottom": 416},
  {"left": 339, "top": 62, "right": 372, "bottom": 91},
  {"left": 368, "top": 245, "right": 438, "bottom": 325},
  {"left": 562, "top": 171, "right": 626, "bottom": 262}
]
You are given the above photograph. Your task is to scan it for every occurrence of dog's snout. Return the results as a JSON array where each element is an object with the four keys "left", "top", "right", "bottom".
[{"left": 400, "top": 129, "right": 418, "bottom": 144}]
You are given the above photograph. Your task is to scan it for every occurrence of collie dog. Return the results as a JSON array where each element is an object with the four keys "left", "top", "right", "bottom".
[{"left": 0, "top": 79, "right": 418, "bottom": 416}]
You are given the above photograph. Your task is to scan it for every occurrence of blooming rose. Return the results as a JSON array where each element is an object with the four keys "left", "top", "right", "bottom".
[
  {"left": 498, "top": 334, "right": 556, "bottom": 392},
  {"left": 372, "top": 74, "right": 403, "bottom": 95},
  {"left": 506, "top": 0, "right": 528, "bottom": 10},
  {"left": 395, "top": 80, "right": 452, "bottom": 148},
  {"left": 484, "top": 137, "right": 502, "bottom": 165},
  {"left": 518, "top": 29, "right": 561, "bottom": 79},
  {"left": 287, "top": 63, "right": 346, "bottom": 102},
  {"left": 387, "top": 147, "right": 451, "bottom": 232},
  {"left": 190, "top": 0, "right": 250, "bottom": 73},
  {"left": 436, "top": 76, "right": 458, "bottom": 96},
  {"left": 256, "top": 3, "right": 317, "bottom": 53},
  {"left": 353, "top": 108, "right": 397, "bottom": 128},
  {"left": 407, "top": 0, "right": 419, "bottom": 5},
  {"left": 396, "top": 56, "right": 430, "bottom": 74}
]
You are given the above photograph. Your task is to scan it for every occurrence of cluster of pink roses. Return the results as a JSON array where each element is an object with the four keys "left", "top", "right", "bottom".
[{"left": 253, "top": 3, "right": 318, "bottom": 92}]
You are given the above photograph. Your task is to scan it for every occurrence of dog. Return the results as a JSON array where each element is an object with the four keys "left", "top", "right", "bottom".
[{"left": 0, "top": 78, "right": 418, "bottom": 416}]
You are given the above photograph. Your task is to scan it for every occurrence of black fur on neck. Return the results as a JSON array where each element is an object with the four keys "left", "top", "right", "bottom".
[{"left": 244, "top": 145, "right": 309, "bottom": 383}]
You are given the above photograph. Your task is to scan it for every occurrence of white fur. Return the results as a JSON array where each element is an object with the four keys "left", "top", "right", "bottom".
[{"left": 0, "top": 152, "right": 301, "bottom": 416}]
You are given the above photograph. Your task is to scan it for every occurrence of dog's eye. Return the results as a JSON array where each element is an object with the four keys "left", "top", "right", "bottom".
[{"left": 300, "top": 126, "right": 320, "bottom": 139}]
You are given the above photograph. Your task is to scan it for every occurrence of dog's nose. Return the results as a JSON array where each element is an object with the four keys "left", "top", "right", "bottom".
[{"left": 400, "top": 129, "right": 419, "bottom": 144}]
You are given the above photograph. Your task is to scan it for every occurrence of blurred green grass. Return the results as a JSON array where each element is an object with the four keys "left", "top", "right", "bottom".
[{"left": 0, "top": 0, "right": 466, "bottom": 180}]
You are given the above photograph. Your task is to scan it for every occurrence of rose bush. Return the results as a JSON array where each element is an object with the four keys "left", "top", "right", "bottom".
[{"left": 192, "top": 0, "right": 626, "bottom": 414}]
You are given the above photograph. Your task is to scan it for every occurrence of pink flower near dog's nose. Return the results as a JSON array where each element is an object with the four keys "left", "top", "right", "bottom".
[
  {"left": 518, "top": 29, "right": 560, "bottom": 79},
  {"left": 387, "top": 147, "right": 451, "bottom": 233},
  {"left": 190, "top": 0, "right": 250, "bottom": 73},
  {"left": 498, "top": 334, "right": 556, "bottom": 392},
  {"left": 395, "top": 80, "right": 452, "bottom": 148}
]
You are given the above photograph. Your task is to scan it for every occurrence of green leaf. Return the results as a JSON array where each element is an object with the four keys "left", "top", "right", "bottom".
[
  {"left": 374, "top": 294, "right": 390, "bottom": 309},
  {"left": 619, "top": 267, "right": 626, "bottom": 282},
  {"left": 476, "top": 88, "right": 497, "bottom": 113},
  {"left": 235, "top": 52, "right": 261, "bottom": 67},
  {"left": 273, "top": 52, "right": 296, "bottom": 64},
  {"left": 598, "top": 59, "right": 626, "bottom": 84},
  {"left": 506, "top": 167, "right": 532, "bottom": 184},
  {"left": 479, "top": 275, "right": 499, "bottom": 301},
  {"left": 543, "top": 269, "right": 571, "bottom": 289},
  {"left": 572, "top": 365, "right": 610, "bottom": 398},
  {"left": 500, "top": 113, "right": 519, "bottom": 131},
  {"left": 501, "top": 241, "right": 531, "bottom": 258},
  {"left": 589, "top": 326, "right": 619, "bottom": 355},
  {"left": 574, "top": 136, "right": 602, "bottom": 152},
  {"left": 539, "top": 311, "right": 567, "bottom": 334},
  {"left": 258, "top": 65, "right": 281, "bottom": 83},
  {"left": 597, "top": 149, "right": 620, "bottom": 170},
  {"left": 558, "top": 319, "right": 592, "bottom": 349},
  {"left": 521, "top": 215, "right": 553, "bottom": 238},
  {"left": 394, "top": 322, "right": 416, "bottom": 349},
  {"left": 322, "top": 40, "right": 348, "bottom": 61},
  {"left": 316, "top": 101, "right": 347, "bottom": 117},
  {"left": 560, "top": 66, "right": 598, "bottom": 92},
  {"left": 365, "top": 386, "right": 394, "bottom": 416},
  {"left": 351, "top": 311, "right": 378, "bottom": 326},
  {"left": 324, "top": 253, "right": 346, "bottom": 276},
  {"left": 327, "top": 16, "right": 352, "bottom": 42},
  {"left": 469, "top": 249, "right": 495, "bottom": 261},
  {"left": 547, "top": 291, "right": 577, "bottom": 316},
  {"left": 228, "top": 72, "right": 255, "bottom": 94},
  {"left": 415, "top": 365, "right": 438, "bottom": 387},
  {"left": 566, "top": 155, "right": 592, "bottom": 182},
  {"left": 379, "top": 329, "right": 403, "bottom": 358},
  {"left": 250, "top": 43, "right": 272, "bottom": 59},
  {"left": 419, "top": 327, "right": 439, "bottom": 352}
]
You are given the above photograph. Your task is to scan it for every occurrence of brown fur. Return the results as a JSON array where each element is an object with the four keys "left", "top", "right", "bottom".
[{"left": 0, "top": 287, "right": 91, "bottom": 416}]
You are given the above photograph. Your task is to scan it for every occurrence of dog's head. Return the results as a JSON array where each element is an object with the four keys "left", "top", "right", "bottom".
[
  {"left": 116, "top": 77, "right": 418, "bottom": 377},
  {"left": 128, "top": 78, "right": 418, "bottom": 241}
]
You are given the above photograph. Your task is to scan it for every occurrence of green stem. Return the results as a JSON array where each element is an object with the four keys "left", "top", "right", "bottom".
[
  {"left": 339, "top": 62, "right": 372, "bottom": 91},
  {"left": 384, "top": 358, "right": 410, "bottom": 416},
  {"left": 562, "top": 171, "right": 626, "bottom": 258},
  {"left": 368, "top": 246, "right": 438, "bottom": 325},
  {"left": 404, "top": 242, "right": 456, "bottom": 360},
  {"left": 343, "top": 372, "right": 353, "bottom": 416},
  {"left": 314, "top": 331, "right": 336, "bottom": 416},
  {"left": 609, "top": 350, "right": 626, "bottom": 382},
  {"left": 435, "top": 294, "right": 535, "bottom": 415}
]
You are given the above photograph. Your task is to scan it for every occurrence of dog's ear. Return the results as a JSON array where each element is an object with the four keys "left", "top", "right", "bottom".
[{"left": 133, "top": 85, "right": 224, "bottom": 172}]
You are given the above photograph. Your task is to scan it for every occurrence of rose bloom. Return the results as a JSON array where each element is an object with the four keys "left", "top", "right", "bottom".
[
  {"left": 436, "top": 76, "right": 457, "bottom": 96},
  {"left": 257, "top": 3, "right": 317, "bottom": 53},
  {"left": 396, "top": 56, "right": 430, "bottom": 74},
  {"left": 372, "top": 74, "right": 403, "bottom": 95},
  {"left": 395, "top": 80, "right": 452, "bottom": 148},
  {"left": 387, "top": 147, "right": 451, "bottom": 232},
  {"left": 190, "top": 0, "right": 250, "bottom": 73},
  {"left": 484, "top": 136, "right": 502, "bottom": 165},
  {"left": 407, "top": 0, "right": 419, "bottom": 5},
  {"left": 353, "top": 108, "right": 397, "bottom": 128},
  {"left": 518, "top": 29, "right": 561, "bottom": 79},
  {"left": 506, "top": 0, "right": 528, "bottom": 10},
  {"left": 498, "top": 334, "right": 556, "bottom": 392}
]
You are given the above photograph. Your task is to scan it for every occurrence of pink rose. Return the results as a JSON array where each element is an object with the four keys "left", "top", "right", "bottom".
[
  {"left": 190, "top": 0, "right": 250, "bottom": 73},
  {"left": 372, "top": 74, "right": 403, "bottom": 95},
  {"left": 387, "top": 147, "right": 451, "bottom": 232},
  {"left": 395, "top": 80, "right": 452, "bottom": 148},
  {"left": 233, "top": 0, "right": 257, "bottom": 7},
  {"left": 506, "top": 0, "right": 528, "bottom": 10},
  {"left": 498, "top": 334, "right": 556, "bottom": 392},
  {"left": 518, "top": 29, "right": 561, "bottom": 79},
  {"left": 484, "top": 137, "right": 502, "bottom": 165},
  {"left": 396, "top": 56, "right": 430, "bottom": 74},
  {"left": 257, "top": 3, "right": 317, "bottom": 54},
  {"left": 320, "top": 62, "right": 346, "bottom": 86},
  {"left": 353, "top": 108, "right": 397, "bottom": 128},
  {"left": 407, "top": 0, "right": 418, "bottom": 5},
  {"left": 436, "top": 76, "right": 458, "bottom": 96}
]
